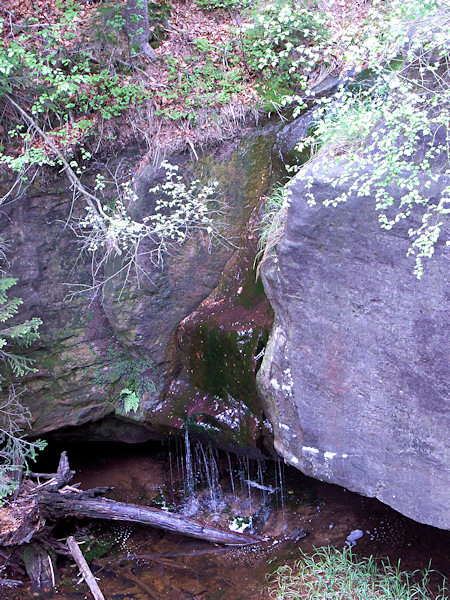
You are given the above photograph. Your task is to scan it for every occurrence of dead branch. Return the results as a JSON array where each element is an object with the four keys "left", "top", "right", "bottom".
[
  {"left": 67, "top": 536, "right": 105, "bottom": 600},
  {"left": 4, "top": 96, "right": 121, "bottom": 254}
]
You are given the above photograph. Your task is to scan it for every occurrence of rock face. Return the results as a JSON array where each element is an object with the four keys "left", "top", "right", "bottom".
[
  {"left": 159, "top": 205, "right": 274, "bottom": 456},
  {"left": 0, "top": 124, "right": 278, "bottom": 447},
  {"left": 257, "top": 156, "right": 449, "bottom": 529}
]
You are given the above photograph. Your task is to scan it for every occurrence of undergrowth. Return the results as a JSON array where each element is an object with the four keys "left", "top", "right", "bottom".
[{"left": 1, "top": 0, "right": 447, "bottom": 285}]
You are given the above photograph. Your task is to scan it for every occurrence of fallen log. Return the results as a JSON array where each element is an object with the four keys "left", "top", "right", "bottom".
[
  {"left": 38, "top": 489, "right": 260, "bottom": 546},
  {"left": 0, "top": 452, "right": 261, "bottom": 592}
]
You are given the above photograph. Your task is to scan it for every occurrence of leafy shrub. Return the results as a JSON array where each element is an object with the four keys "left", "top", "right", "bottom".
[
  {"left": 78, "top": 161, "right": 224, "bottom": 279},
  {"left": 241, "top": 0, "right": 332, "bottom": 107},
  {"left": 156, "top": 56, "right": 246, "bottom": 122}
]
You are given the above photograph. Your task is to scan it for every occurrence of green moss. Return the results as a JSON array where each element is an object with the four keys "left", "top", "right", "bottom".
[
  {"left": 81, "top": 535, "right": 115, "bottom": 562},
  {"left": 94, "top": 345, "right": 157, "bottom": 408},
  {"left": 189, "top": 322, "right": 268, "bottom": 414},
  {"left": 256, "top": 79, "right": 295, "bottom": 113},
  {"left": 236, "top": 266, "right": 266, "bottom": 310}
]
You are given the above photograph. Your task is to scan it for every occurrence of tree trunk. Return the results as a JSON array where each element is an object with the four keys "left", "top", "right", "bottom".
[{"left": 125, "top": 0, "right": 157, "bottom": 60}]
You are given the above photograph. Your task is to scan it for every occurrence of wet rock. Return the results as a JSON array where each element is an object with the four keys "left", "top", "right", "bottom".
[
  {"left": 257, "top": 155, "right": 450, "bottom": 529},
  {"left": 273, "top": 112, "right": 314, "bottom": 167},
  {"left": 160, "top": 205, "right": 274, "bottom": 455}
]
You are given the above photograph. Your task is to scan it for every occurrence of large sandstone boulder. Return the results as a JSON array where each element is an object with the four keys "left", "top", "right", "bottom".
[{"left": 257, "top": 156, "right": 449, "bottom": 529}]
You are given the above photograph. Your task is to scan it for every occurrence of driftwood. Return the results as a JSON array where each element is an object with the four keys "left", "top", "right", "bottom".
[{"left": 67, "top": 536, "right": 105, "bottom": 600}]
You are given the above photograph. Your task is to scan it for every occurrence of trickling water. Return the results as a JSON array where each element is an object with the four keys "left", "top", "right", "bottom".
[
  {"left": 257, "top": 459, "right": 266, "bottom": 505},
  {"left": 166, "top": 433, "right": 289, "bottom": 531},
  {"left": 198, "top": 442, "right": 219, "bottom": 512},
  {"left": 227, "top": 452, "right": 236, "bottom": 499},
  {"left": 175, "top": 436, "right": 183, "bottom": 487},
  {"left": 184, "top": 426, "right": 194, "bottom": 496},
  {"left": 182, "top": 428, "right": 201, "bottom": 516},
  {"left": 168, "top": 438, "right": 175, "bottom": 504},
  {"left": 246, "top": 456, "right": 253, "bottom": 513},
  {"left": 277, "top": 459, "right": 286, "bottom": 528}
]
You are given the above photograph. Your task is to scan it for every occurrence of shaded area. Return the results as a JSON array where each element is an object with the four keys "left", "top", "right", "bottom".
[{"left": 4, "top": 440, "right": 447, "bottom": 599}]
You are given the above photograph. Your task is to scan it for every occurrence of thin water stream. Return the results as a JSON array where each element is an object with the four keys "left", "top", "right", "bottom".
[{"left": 12, "top": 439, "right": 449, "bottom": 600}]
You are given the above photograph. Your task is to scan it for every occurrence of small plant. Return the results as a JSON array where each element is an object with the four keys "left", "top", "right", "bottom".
[
  {"left": 152, "top": 489, "right": 174, "bottom": 511},
  {"left": 78, "top": 533, "right": 115, "bottom": 562},
  {"left": 95, "top": 346, "right": 157, "bottom": 413},
  {"left": 119, "top": 388, "right": 140, "bottom": 413},
  {"left": 268, "top": 547, "right": 448, "bottom": 600},
  {"left": 229, "top": 515, "right": 252, "bottom": 533}
]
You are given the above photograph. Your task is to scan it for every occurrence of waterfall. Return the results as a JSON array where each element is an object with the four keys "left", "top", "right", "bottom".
[
  {"left": 227, "top": 452, "right": 236, "bottom": 499},
  {"left": 168, "top": 433, "right": 288, "bottom": 531},
  {"left": 168, "top": 437, "right": 175, "bottom": 504}
]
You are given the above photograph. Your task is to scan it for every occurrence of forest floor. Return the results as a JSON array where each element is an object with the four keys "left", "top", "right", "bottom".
[{"left": 0, "top": 0, "right": 368, "bottom": 164}]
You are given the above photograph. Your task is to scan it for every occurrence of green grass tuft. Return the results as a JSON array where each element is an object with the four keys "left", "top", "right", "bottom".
[
  {"left": 255, "top": 185, "right": 291, "bottom": 275},
  {"left": 268, "top": 547, "right": 448, "bottom": 600}
]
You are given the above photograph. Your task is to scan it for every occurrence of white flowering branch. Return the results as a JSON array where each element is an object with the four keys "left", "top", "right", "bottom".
[{"left": 73, "top": 161, "right": 226, "bottom": 291}]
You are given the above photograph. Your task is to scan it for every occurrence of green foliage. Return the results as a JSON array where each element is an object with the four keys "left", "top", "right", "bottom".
[
  {"left": 268, "top": 547, "right": 448, "bottom": 600},
  {"left": 0, "top": 253, "right": 44, "bottom": 502},
  {"left": 241, "top": 0, "right": 331, "bottom": 108},
  {"left": 81, "top": 534, "right": 115, "bottom": 563},
  {"left": 95, "top": 346, "right": 157, "bottom": 414},
  {"left": 79, "top": 161, "right": 224, "bottom": 282},
  {"left": 156, "top": 56, "right": 246, "bottom": 122},
  {"left": 291, "top": 0, "right": 449, "bottom": 279},
  {"left": 0, "top": 5, "right": 148, "bottom": 178},
  {"left": 0, "top": 278, "right": 42, "bottom": 377},
  {"left": 195, "top": 0, "right": 251, "bottom": 11},
  {"left": 255, "top": 0, "right": 449, "bottom": 279},
  {"left": 151, "top": 489, "right": 174, "bottom": 511},
  {"left": 119, "top": 388, "right": 140, "bottom": 413}
]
